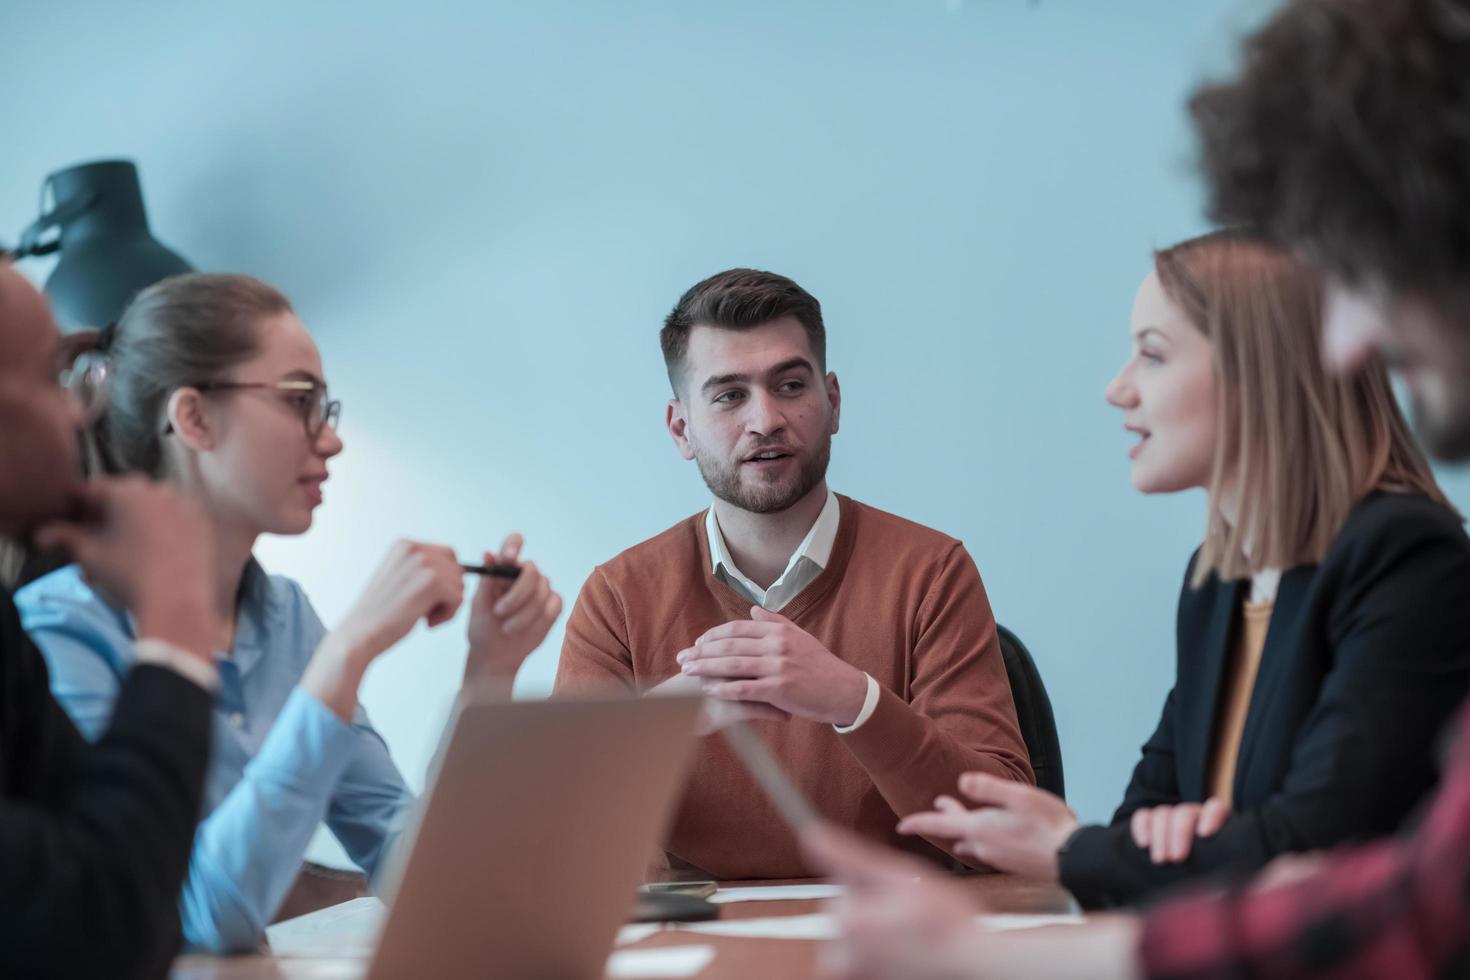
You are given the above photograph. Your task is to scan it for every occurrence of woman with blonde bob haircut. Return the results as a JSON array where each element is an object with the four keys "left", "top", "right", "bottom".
[
  {"left": 893, "top": 229, "right": 1470, "bottom": 910},
  {"left": 1174, "top": 232, "right": 1444, "bottom": 587}
]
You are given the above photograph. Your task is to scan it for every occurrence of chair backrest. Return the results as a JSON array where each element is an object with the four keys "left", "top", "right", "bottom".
[{"left": 996, "top": 624, "right": 1065, "bottom": 800}]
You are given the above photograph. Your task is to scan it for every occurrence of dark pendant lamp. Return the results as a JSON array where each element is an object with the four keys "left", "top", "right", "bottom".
[{"left": 11, "top": 159, "right": 191, "bottom": 330}]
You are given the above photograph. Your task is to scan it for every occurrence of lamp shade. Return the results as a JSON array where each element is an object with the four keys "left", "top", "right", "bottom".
[{"left": 35, "top": 160, "right": 191, "bottom": 330}]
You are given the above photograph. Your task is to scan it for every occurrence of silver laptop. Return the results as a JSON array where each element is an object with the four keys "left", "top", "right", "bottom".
[{"left": 273, "top": 691, "right": 702, "bottom": 980}]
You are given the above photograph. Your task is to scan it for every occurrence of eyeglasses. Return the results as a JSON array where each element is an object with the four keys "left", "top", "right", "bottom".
[
  {"left": 60, "top": 351, "right": 111, "bottom": 426},
  {"left": 166, "top": 380, "right": 342, "bottom": 439}
]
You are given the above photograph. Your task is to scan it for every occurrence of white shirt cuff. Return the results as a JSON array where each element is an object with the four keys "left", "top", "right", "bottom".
[
  {"left": 833, "top": 674, "right": 880, "bottom": 734},
  {"left": 135, "top": 638, "right": 219, "bottom": 692}
]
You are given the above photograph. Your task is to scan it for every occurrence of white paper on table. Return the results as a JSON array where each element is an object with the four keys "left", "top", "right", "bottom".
[
  {"left": 673, "top": 913, "right": 837, "bottom": 940},
  {"left": 273, "top": 962, "right": 366, "bottom": 979},
  {"left": 606, "top": 945, "right": 716, "bottom": 978},
  {"left": 616, "top": 923, "right": 666, "bottom": 945},
  {"left": 266, "top": 896, "right": 385, "bottom": 958},
  {"left": 975, "top": 913, "right": 1085, "bottom": 931},
  {"left": 667, "top": 910, "right": 1084, "bottom": 944},
  {"left": 709, "top": 884, "right": 845, "bottom": 904}
]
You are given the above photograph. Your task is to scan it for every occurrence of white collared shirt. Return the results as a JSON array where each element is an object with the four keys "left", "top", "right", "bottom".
[
  {"left": 705, "top": 489, "right": 880, "bottom": 732},
  {"left": 706, "top": 489, "right": 841, "bottom": 613}
]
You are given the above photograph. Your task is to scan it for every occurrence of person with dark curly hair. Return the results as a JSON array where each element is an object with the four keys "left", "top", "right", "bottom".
[
  {"left": 0, "top": 259, "right": 223, "bottom": 979},
  {"left": 803, "top": 1, "right": 1470, "bottom": 978},
  {"left": 1190, "top": 0, "right": 1470, "bottom": 462}
]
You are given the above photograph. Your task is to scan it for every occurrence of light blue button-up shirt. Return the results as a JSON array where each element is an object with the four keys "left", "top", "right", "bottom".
[{"left": 17, "top": 562, "right": 415, "bottom": 954}]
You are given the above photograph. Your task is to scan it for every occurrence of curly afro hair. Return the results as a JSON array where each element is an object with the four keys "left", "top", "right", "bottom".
[{"left": 1189, "top": 0, "right": 1470, "bottom": 299}]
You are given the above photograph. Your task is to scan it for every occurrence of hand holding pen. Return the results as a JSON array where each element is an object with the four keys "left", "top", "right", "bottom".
[
  {"left": 463, "top": 533, "right": 564, "bottom": 683},
  {"left": 458, "top": 562, "right": 522, "bottom": 579},
  {"left": 308, "top": 539, "right": 467, "bottom": 721}
]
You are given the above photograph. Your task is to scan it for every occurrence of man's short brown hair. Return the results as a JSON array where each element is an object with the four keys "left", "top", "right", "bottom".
[
  {"left": 661, "top": 268, "right": 826, "bottom": 395},
  {"left": 1189, "top": 0, "right": 1470, "bottom": 300}
]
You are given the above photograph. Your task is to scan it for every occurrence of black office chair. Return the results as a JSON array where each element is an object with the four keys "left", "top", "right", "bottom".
[{"left": 996, "top": 624, "right": 1065, "bottom": 800}]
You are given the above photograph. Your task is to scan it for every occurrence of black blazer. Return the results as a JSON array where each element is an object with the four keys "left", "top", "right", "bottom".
[
  {"left": 0, "top": 590, "right": 213, "bottom": 978},
  {"left": 1059, "top": 492, "right": 1470, "bottom": 909}
]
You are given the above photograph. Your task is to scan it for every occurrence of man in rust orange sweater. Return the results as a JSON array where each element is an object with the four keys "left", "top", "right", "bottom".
[{"left": 554, "top": 267, "right": 1033, "bottom": 879}]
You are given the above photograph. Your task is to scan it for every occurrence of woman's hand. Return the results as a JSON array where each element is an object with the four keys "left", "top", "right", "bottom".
[
  {"left": 306, "top": 539, "right": 465, "bottom": 720},
  {"left": 1128, "top": 798, "right": 1230, "bottom": 864},
  {"left": 897, "top": 774, "right": 1079, "bottom": 880},
  {"left": 464, "top": 533, "right": 563, "bottom": 684}
]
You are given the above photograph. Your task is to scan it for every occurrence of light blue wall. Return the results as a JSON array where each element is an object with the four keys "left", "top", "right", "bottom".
[{"left": 7, "top": 1, "right": 1469, "bottom": 853}]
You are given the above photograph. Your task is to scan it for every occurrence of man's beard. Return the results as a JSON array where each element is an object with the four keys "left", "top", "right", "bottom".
[{"left": 693, "top": 428, "right": 833, "bottom": 514}]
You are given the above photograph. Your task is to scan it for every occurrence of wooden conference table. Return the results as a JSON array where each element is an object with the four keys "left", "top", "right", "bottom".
[{"left": 171, "top": 875, "right": 1077, "bottom": 979}]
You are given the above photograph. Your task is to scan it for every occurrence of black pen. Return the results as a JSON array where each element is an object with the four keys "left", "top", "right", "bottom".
[{"left": 458, "top": 562, "right": 522, "bottom": 579}]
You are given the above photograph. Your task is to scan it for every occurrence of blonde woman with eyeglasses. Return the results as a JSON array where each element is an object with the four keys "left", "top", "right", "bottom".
[{"left": 15, "top": 273, "right": 563, "bottom": 953}]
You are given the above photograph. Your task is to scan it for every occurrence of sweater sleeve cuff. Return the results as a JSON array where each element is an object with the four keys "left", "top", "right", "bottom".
[
  {"left": 111, "top": 661, "right": 214, "bottom": 744},
  {"left": 833, "top": 674, "right": 880, "bottom": 733},
  {"left": 833, "top": 684, "right": 927, "bottom": 771},
  {"left": 135, "top": 637, "right": 219, "bottom": 691}
]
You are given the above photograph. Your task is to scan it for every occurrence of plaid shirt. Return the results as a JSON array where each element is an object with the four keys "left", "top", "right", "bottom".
[{"left": 1139, "top": 701, "right": 1470, "bottom": 978}]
